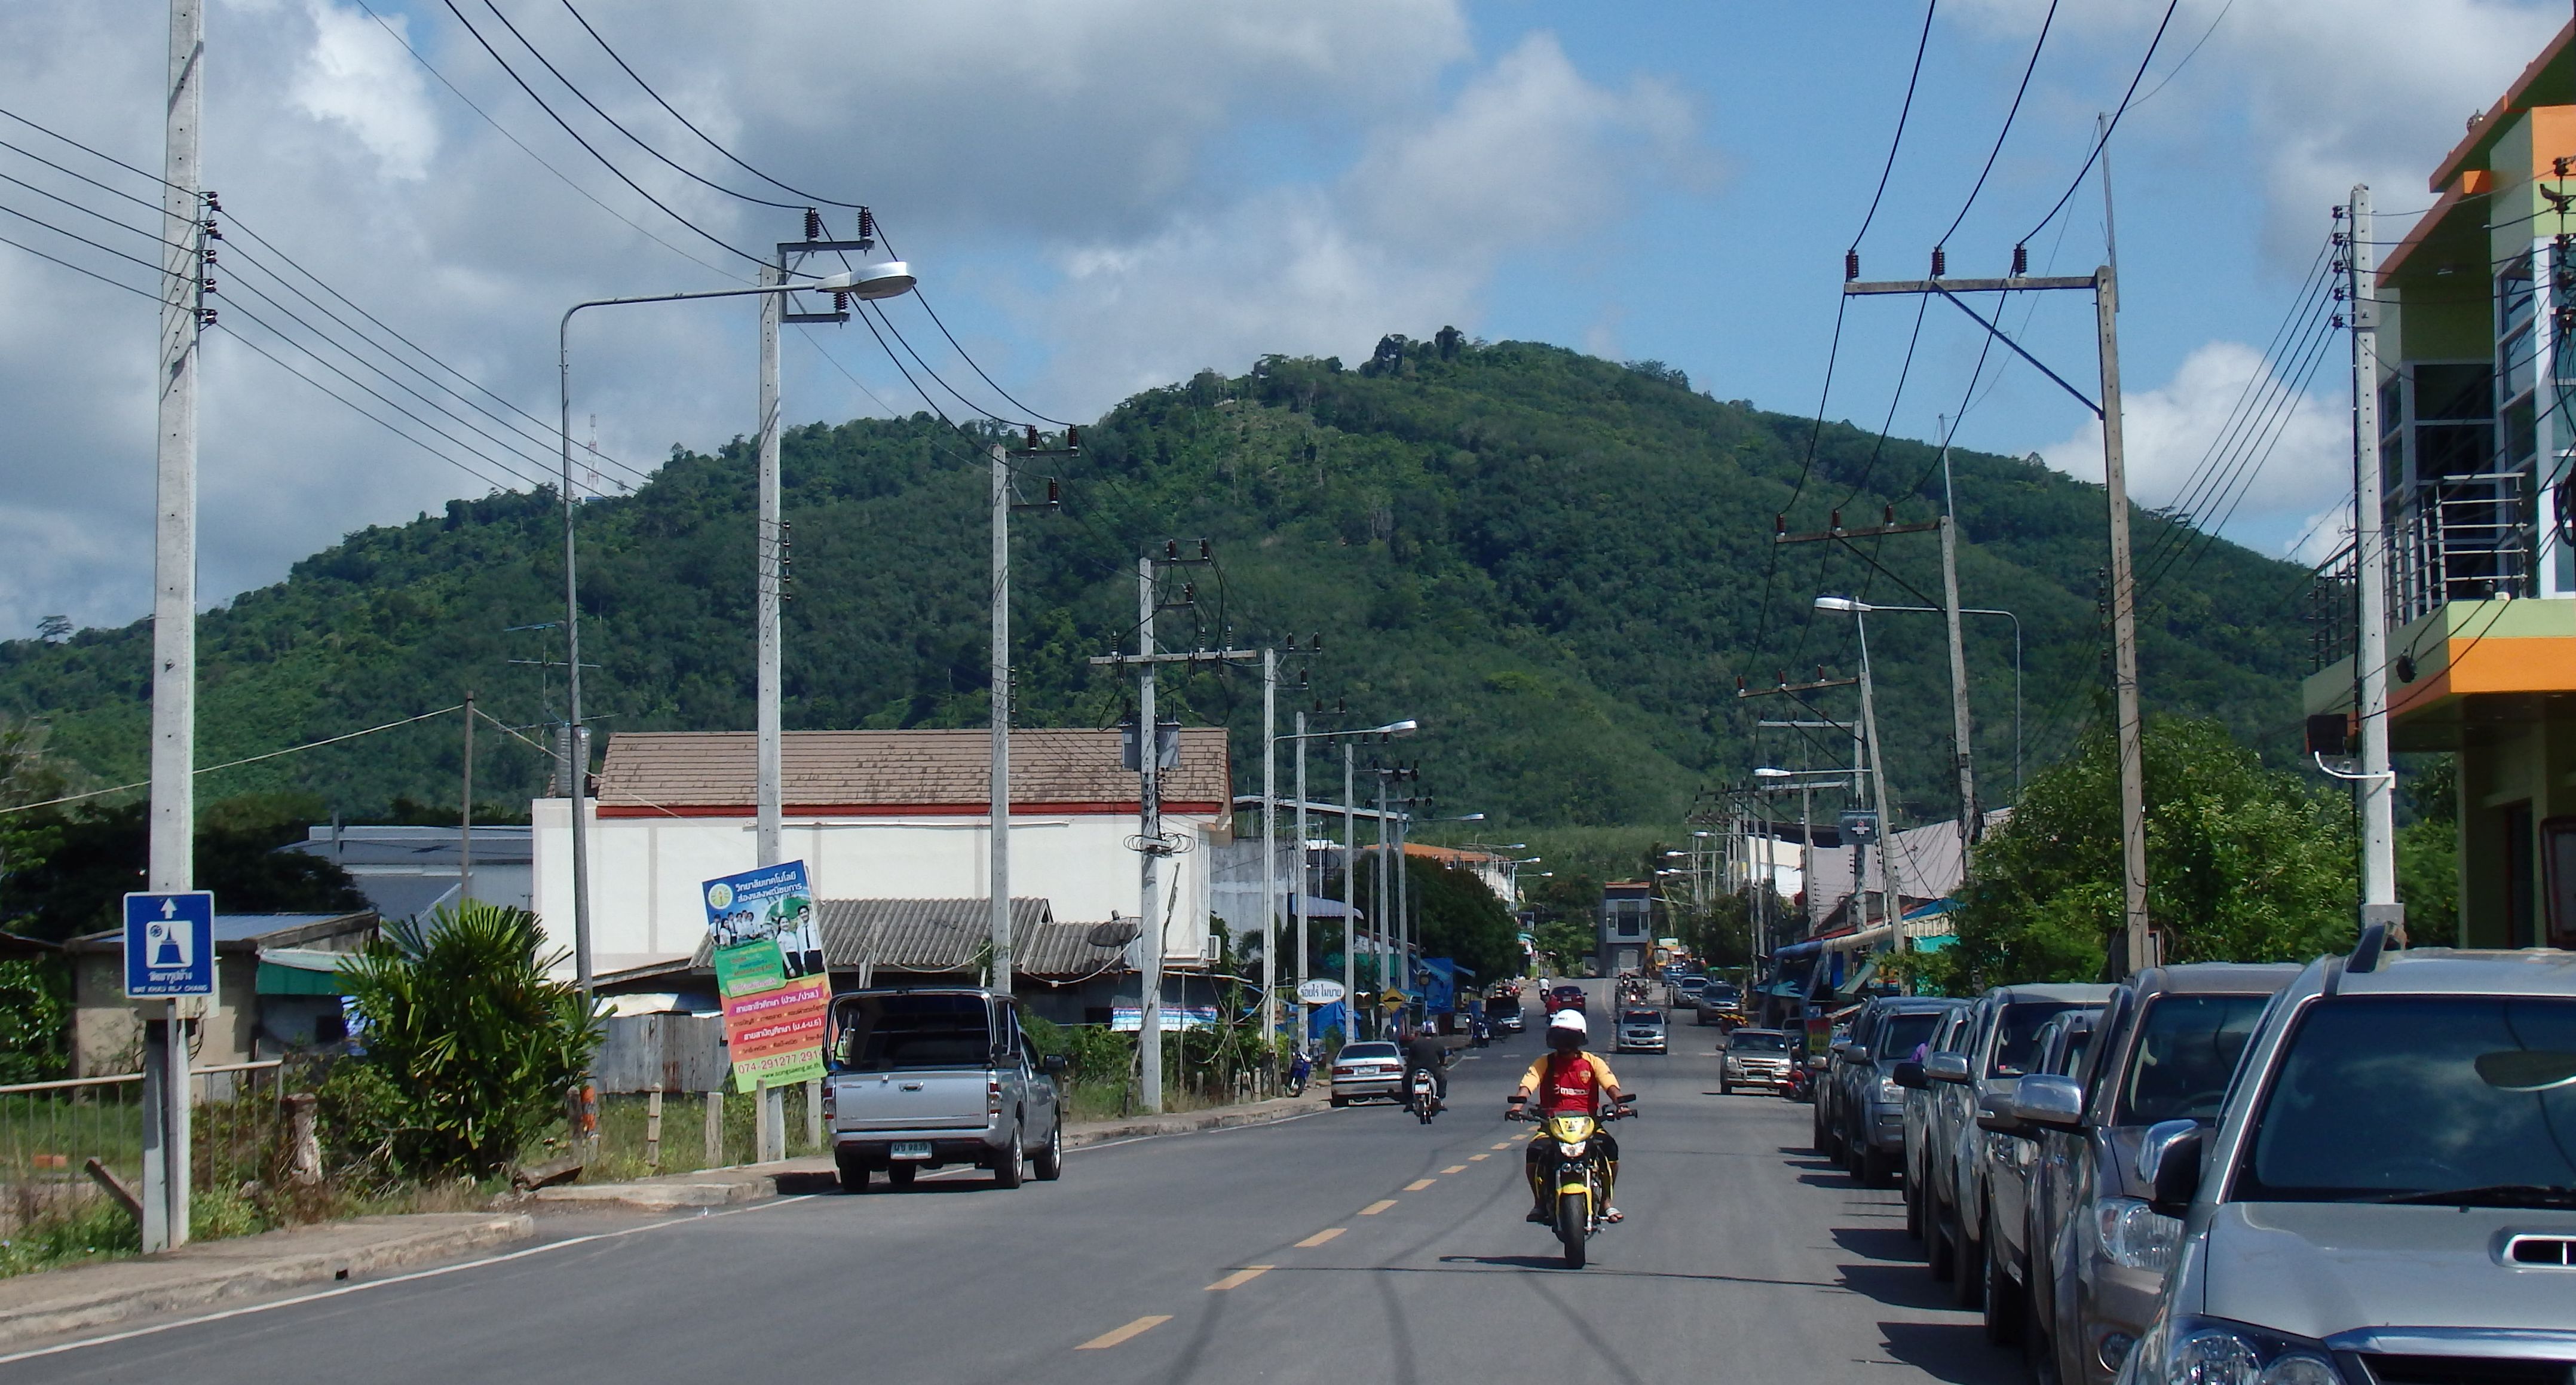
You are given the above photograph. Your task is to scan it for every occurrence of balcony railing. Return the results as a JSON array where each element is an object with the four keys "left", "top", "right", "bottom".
[{"left": 2308, "top": 469, "right": 2535, "bottom": 673}]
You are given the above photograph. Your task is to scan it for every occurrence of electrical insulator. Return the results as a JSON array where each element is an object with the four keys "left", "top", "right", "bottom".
[
  {"left": 857, "top": 207, "right": 875, "bottom": 240},
  {"left": 1844, "top": 250, "right": 1859, "bottom": 282},
  {"left": 1197, "top": 538, "right": 1211, "bottom": 559},
  {"left": 198, "top": 308, "right": 216, "bottom": 327},
  {"left": 803, "top": 208, "right": 822, "bottom": 241},
  {"left": 1045, "top": 478, "right": 1060, "bottom": 504},
  {"left": 1311, "top": 632, "right": 1321, "bottom": 651},
  {"left": 201, "top": 248, "right": 216, "bottom": 265},
  {"left": 1165, "top": 540, "right": 1179, "bottom": 559},
  {"left": 201, "top": 219, "right": 221, "bottom": 241},
  {"left": 1931, "top": 246, "right": 1946, "bottom": 278},
  {"left": 1026, "top": 425, "right": 1040, "bottom": 450},
  {"left": 200, "top": 275, "right": 216, "bottom": 295},
  {"left": 1067, "top": 425, "right": 1080, "bottom": 450},
  {"left": 832, "top": 291, "right": 849, "bottom": 312},
  {"left": 1774, "top": 513, "right": 1786, "bottom": 535},
  {"left": 2012, "top": 243, "right": 2027, "bottom": 276},
  {"left": 202, "top": 191, "right": 220, "bottom": 212},
  {"left": 1882, "top": 504, "right": 1895, "bottom": 524},
  {"left": 1734, "top": 675, "right": 1745, "bottom": 692},
  {"left": 1828, "top": 509, "right": 1842, "bottom": 531},
  {"left": 1181, "top": 583, "right": 1194, "bottom": 603}
]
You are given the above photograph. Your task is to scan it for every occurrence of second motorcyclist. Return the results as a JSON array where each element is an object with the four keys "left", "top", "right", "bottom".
[{"left": 1401, "top": 1025, "right": 1451, "bottom": 1110}]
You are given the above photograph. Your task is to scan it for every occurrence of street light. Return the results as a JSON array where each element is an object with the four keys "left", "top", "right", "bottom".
[
  {"left": 1269, "top": 713, "right": 1421, "bottom": 1044},
  {"left": 1808, "top": 600, "right": 2023, "bottom": 801},
  {"left": 1813, "top": 594, "right": 1897, "bottom": 933},
  {"left": 555, "top": 265, "right": 913, "bottom": 1011}
]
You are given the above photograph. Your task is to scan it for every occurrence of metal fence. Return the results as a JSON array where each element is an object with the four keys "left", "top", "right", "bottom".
[{"left": 0, "top": 1060, "right": 287, "bottom": 1239}]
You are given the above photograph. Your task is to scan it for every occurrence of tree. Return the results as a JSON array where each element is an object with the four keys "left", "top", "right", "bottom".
[
  {"left": 0, "top": 793, "right": 368, "bottom": 943},
  {"left": 1407, "top": 861, "right": 1520, "bottom": 980},
  {"left": 339, "top": 902, "right": 601, "bottom": 1177},
  {"left": 1934, "top": 716, "right": 2356, "bottom": 991}
]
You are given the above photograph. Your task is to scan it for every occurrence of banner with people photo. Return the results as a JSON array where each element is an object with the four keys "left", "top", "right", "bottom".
[{"left": 702, "top": 862, "right": 829, "bottom": 1092}]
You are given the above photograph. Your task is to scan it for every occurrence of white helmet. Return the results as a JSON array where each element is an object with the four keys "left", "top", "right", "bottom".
[{"left": 1549, "top": 1009, "right": 1588, "bottom": 1037}]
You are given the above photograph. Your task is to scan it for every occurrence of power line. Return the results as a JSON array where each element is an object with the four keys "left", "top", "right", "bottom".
[
  {"left": 1938, "top": 0, "right": 2057, "bottom": 250},
  {"left": 0, "top": 230, "right": 157, "bottom": 301},
  {"left": 1851, "top": 0, "right": 1939, "bottom": 255},
  {"left": 2021, "top": 0, "right": 2182, "bottom": 246},
  {"left": 436, "top": 0, "right": 765, "bottom": 267}
]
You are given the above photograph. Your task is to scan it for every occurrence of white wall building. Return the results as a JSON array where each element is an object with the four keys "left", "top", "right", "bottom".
[{"left": 531, "top": 728, "right": 1232, "bottom": 977}]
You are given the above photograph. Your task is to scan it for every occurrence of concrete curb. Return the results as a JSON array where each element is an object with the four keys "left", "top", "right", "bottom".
[
  {"left": 0, "top": 1212, "right": 533, "bottom": 1347},
  {"left": 534, "top": 1093, "right": 1335, "bottom": 1212}
]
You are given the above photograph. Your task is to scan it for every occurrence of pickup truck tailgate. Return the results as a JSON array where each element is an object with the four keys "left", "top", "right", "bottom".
[{"left": 831, "top": 1069, "right": 988, "bottom": 1133}]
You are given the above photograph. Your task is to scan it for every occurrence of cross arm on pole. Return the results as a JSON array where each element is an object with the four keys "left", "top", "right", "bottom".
[
  {"left": 1735, "top": 676, "right": 1860, "bottom": 700},
  {"left": 1088, "top": 648, "right": 1265, "bottom": 667},
  {"left": 1842, "top": 275, "right": 2104, "bottom": 418}
]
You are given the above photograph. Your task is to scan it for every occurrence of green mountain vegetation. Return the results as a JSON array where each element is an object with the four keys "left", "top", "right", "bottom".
[{"left": 0, "top": 334, "right": 2314, "bottom": 851}]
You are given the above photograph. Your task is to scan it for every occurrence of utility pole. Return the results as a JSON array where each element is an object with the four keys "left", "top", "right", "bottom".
[
  {"left": 1854, "top": 615, "right": 1899, "bottom": 935},
  {"left": 1935, "top": 417, "right": 1978, "bottom": 849},
  {"left": 1293, "top": 710, "right": 1309, "bottom": 1047},
  {"left": 1343, "top": 743, "right": 1358, "bottom": 1036},
  {"left": 2348, "top": 187, "right": 2400, "bottom": 933},
  {"left": 989, "top": 442, "right": 1012, "bottom": 995},
  {"left": 1135, "top": 557, "right": 1162, "bottom": 1108},
  {"left": 756, "top": 259, "right": 783, "bottom": 871},
  {"left": 1259, "top": 647, "right": 1278, "bottom": 1045},
  {"left": 461, "top": 690, "right": 474, "bottom": 905},
  {"left": 142, "top": 0, "right": 204, "bottom": 1257},
  {"left": 1845, "top": 258, "right": 2148, "bottom": 973},
  {"left": 1372, "top": 770, "right": 1390, "bottom": 1028}
]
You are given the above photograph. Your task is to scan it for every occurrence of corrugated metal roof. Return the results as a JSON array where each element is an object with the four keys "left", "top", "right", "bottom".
[
  {"left": 595, "top": 728, "right": 1230, "bottom": 813},
  {"left": 681, "top": 897, "right": 1135, "bottom": 980}
]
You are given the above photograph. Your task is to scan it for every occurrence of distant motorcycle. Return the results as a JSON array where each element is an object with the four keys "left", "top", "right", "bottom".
[
  {"left": 1284, "top": 1050, "right": 1313, "bottom": 1098},
  {"left": 1779, "top": 1067, "right": 1814, "bottom": 1102},
  {"left": 1408, "top": 1068, "right": 1441, "bottom": 1124}
]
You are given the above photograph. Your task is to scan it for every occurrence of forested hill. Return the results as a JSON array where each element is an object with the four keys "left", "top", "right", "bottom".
[{"left": 0, "top": 335, "right": 2311, "bottom": 829}]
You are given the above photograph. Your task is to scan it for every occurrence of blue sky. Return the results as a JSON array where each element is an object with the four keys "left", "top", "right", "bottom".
[{"left": 0, "top": 0, "right": 2563, "bottom": 636}]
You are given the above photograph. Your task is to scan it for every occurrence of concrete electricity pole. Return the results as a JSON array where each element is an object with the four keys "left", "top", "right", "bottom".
[
  {"left": 1260, "top": 648, "right": 1278, "bottom": 1044},
  {"left": 990, "top": 442, "right": 1012, "bottom": 994},
  {"left": 756, "top": 261, "right": 783, "bottom": 870},
  {"left": 1135, "top": 556, "right": 1163, "bottom": 1110},
  {"left": 1934, "top": 417, "right": 1978, "bottom": 850},
  {"left": 1342, "top": 743, "right": 1357, "bottom": 1035},
  {"left": 143, "top": 0, "right": 205, "bottom": 1256},
  {"left": 2348, "top": 187, "right": 2401, "bottom": 933},
  {"left": 1292, "top": 710, "right": 1309, "bottom": 1047}
]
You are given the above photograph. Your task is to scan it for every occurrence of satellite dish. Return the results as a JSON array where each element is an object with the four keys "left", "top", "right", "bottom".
[{"left": 1087, "top": 920, "right": 1142, "bottom": 948}]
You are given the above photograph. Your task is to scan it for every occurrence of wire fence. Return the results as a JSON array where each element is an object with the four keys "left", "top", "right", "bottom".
[{"left": 0, "top": 1061, "right": 287, "bottom": 1244}]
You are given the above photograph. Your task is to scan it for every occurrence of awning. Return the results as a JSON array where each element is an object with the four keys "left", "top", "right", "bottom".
[{"left": 256, "top": 946, "right": 354, "bottom": 996}]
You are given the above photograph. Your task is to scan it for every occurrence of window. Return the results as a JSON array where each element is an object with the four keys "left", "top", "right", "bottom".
[
  {"left": 1874, "top": 1012, "right": 1943, "bottom": 1061},
  {"left": 1988, "top": 1001, "right": 2082, "bottom": 1078},
  {"left": 832, "top": 992, "right": 995, "bottom": 1072},
  {"left": 2116, "top": 993, "right": 2272, "bottom": 1125}
]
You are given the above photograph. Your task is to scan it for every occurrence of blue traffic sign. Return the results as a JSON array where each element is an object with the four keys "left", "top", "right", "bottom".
[{"left": 124, "top": 891, "right": 215, "bottom": 998}]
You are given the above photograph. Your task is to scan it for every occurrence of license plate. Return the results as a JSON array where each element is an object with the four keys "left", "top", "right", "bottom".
[{"left": 890, "top": 1141, "right": 932, "bottom": 1161}]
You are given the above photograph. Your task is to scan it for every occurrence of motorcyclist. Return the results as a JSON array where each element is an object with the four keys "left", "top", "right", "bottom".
[
  {"left": 1400, "top": 1027, "right": 1451, "bottom": 1108},
  {"left": 1506, "top": 1009, "right": 1629, "bottom": 1223}
]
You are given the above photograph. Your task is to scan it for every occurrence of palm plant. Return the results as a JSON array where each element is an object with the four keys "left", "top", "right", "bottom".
[{"left": 339, "top": 902, "right": 601, "bottom": 1177}]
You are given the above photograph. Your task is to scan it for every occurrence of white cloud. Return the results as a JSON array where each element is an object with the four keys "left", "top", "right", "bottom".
[
  {"left": 2038, "top": 339, "right": 2345, "bottom": 544},
  {"left": 290, "top": 0, "right": 436, "bottom": 181}
]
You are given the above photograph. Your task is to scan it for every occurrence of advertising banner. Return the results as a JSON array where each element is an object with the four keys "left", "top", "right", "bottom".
[{"left": 703, "top": 862, "right": 830, "bottom": 1093}]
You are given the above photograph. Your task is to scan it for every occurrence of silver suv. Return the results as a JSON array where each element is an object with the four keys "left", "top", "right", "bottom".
[{"left": 2116, "top": 936, "right": 2576, "bottom": 1385}]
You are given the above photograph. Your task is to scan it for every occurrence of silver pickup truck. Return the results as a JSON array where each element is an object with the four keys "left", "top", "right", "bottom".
[{"left": 823, "top": 988, "right": 1065, "bottom": 1191}]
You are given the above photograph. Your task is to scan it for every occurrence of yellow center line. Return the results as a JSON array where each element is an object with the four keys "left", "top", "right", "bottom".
[
  {"left": 1490, "top": 1141, "right": 1513, "bottom": 1150},
  {"left": 1441, "top": 1165, "right": 1468, "bottom": 1174},
  {"left": 1468, "top": 1153, "right": 1490, "bottom": 1162},
  {"left": 1295, "top": 1227, "right": 1346, "bottom": 1248},
  {"left": 1404, "top": 1178, "right": 1436, "bottom": 1191},
  {"left": 1359, "top": 1199, "right": 1398, "bottom": 1215},
  {"left": 1076, "top": 1316, "right": 1172, "bottom": 1350},
  {"left": 1205, "top": 1266, "right": 1274, "bottom": 1291}
]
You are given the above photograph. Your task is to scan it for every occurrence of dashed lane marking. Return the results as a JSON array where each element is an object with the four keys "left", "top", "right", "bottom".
[
  {"left": 1205, "top": 1266, "right": 1274, "bottom": 1291},
  {"left": 1468, "top": 1154, "right": 1490, "bottom": 1162},
  {"left": 1441, "top": 1165, "right": 1468, "bottom": 1173},
  {"left": 1359, "top": 1199, "right": 1398, "bottom": 1215},
  {"left": 1295, "top": 1228, "right": 1346, "bottom": 1247},
  {"left": 1490, "top": 1142, "right": 1513, "bottom": 1150},
  {"left": 1077, "top": 1316, "right": 1172, "bottom": 1350},
  {"left": 1404, "top": 1179, "right": 1436, "bottom": 1191}
]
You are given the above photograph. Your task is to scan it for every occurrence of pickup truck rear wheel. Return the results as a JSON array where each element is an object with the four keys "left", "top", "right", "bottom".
[
  {"left": 993, "top": 1127, "right": 1025, "bottom": 1188},
  {"left": 887, "top": 1164, "right": 915, "bottom": 1187},
  {"left": 836, "top": 1156, "right": 870, "bottom": 1193},
  {"left": 1033, "top": 1121, "right": 1064, "bottom": 1181}
]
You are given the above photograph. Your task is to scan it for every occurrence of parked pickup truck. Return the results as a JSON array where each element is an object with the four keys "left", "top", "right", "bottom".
[{"left": 822, "top": 988, "right": 1065, "bottom": 1191}]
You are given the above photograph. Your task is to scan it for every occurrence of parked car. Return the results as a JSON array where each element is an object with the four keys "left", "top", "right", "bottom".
[
  {"left": 1899, "top": 1006, "right": 1977, "bottom": 1239},
  {"left": 1919, "top": 982, "right": 2114, "bottom": 1314},
  {"left": 2110, "top": 938, "right": 2576, "bottom": 1385},
  {"left": 1614, "top": 1007, "right": 1668, "bottom": 1053},
  {"left": 1719, "top": 1027, "right": 1793, "bottom": 1095},
  {"left": 1824, "top": 996, "right": 1966, "bottom": 1186},
  {"left": 1977, "top": 1007, "right": 2097, "bottom": 1347},
  {"left": 1329, "top": 1040, "right": 1406, "bottom": 1106},
  {"left": 823, "top": 987, "right": 1064, "bottom": 1191},
  {"left": 1694, "top": 980, "right": 1745, "bottom": 1028},
  {"left": 2001, "top": 963, "right": 2299, "bottom": 1383}
]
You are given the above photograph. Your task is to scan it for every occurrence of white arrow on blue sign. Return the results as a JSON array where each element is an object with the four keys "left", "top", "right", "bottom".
[{"left": 124, "top": 891, "right": 216, "bottom": 998}]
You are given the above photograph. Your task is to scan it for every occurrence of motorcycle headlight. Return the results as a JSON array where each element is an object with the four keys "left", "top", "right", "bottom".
[
  {"left": 2094, "top": 1196, "right": 2183, "bottom": 1273},
  {"left": 2140, "top": 1316, "right": 2342, "bottom": 1385},
  {"left": 1558, "top": 1141, "right": 1586, "bottom": 1157}
]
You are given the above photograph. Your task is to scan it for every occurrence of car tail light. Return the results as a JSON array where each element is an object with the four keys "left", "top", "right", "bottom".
[
  {"left": 821, "top": 1084, "right": 835, "bottom": 1120},
  {"left": 988, "top": 1076, "right": 1003, "bottom": 1118}
]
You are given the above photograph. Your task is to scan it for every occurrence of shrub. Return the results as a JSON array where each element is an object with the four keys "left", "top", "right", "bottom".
[{"left": 339, "top": 902, "right": 601, "bottom": 1177}]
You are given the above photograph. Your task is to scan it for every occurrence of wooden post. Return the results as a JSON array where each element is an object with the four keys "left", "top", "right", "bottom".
[
  {"left": 283, "top": 1093, "right": 321, "bottom": 1185},
  {"left": 644, "top": 1089, "right": 663, "bottom": 1169},
  {"left": 704, "top": 1090, "right": 723, "bottom": 1168}
]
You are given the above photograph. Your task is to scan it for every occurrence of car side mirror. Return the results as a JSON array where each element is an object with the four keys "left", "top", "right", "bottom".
[
  {"left": 2136, "top": 1119, "right": 2205, "bottom": 1215},
  {"left": 1831, "top": 1040, "right": 1860, "bottom": 1059},
  {"left": 1040, "top": 1054, "right": 1068, "bottom": 1075},
  {"left": 2011, "top": 1074, "right": 2086, "bottom": 1132},
  {"left": 1925, "top": 1053, "right": 1972, "bottom": 1084},
  {"left": 1892, "top": 1061, "right": 1927, "bottom": 1090},
  {"left": 1975, "top": 1088, "right": 2027, "bottom": 1135}
]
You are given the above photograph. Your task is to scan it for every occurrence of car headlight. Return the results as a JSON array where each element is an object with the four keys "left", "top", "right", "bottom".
[
  {"left": 1877, "top": 1077, "right": 1904, "bottom": 1102},
  {"left": 2139, "top": 1316, "right": 2342, "bottom": 1385},
  {"left": 2094, "top": 1196, "right": 2183, "bottom": 1273}
]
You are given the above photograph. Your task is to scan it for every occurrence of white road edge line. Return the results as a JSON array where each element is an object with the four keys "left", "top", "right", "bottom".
[{"left": 0, "top": 1194, "right": 821, "bottom": 1366}]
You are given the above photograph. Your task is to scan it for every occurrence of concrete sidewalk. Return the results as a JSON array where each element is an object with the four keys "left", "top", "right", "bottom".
[
  {"left": 532, "top": 1091, "right": 1333, "bottom": 1211},
  {"left": 0, "top": 1212, "right": 532, "bottom": 1348}
]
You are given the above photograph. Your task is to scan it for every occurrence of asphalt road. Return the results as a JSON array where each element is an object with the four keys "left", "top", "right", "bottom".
[{"left": 6, "top": 984, "right": 2020, "bottom": 1385}]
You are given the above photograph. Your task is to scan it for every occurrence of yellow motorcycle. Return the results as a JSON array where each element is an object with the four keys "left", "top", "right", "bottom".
[{"left": 1517, "top": 1096, "right": 1636, "bottom": 1268}]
